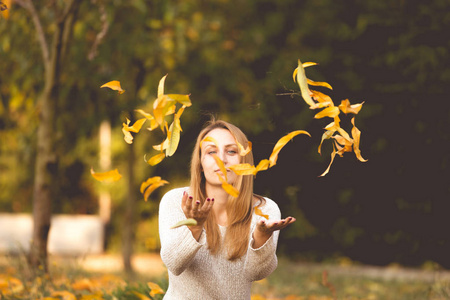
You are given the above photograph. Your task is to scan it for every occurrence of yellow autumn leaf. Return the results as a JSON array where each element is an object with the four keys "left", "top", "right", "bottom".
[
  {"left": 216, "top": 174, "right": 239, "bottom": 197},
  {"left": 200, "top": 136, "right": 219, "bottom": 150},
  {"left": 135, "top": 109, "right": 159, "bottom": 131},
  {"left": 318, "top": 130, "right": 336, "bottom": 155},
  {"left": 153, "top": 95, "right": 175, "bottom": 129},
  {"left": 254, "top": 159, "right": 270, "bottom": 174},
  {"left": 146, "top": 153, "right": 166, "bottom": 166},
  {"left": 158, "top": 74, "right": 167, "bottom": 97},
  {"left": 51, "top": 291, "right": 76, "bottom": 300},
  {"left": 100, "top": 80, "right": 125, "bottom": 94},
  {"left": 334, "top": 137, "right": 353, "bottom": 157},
  {"left": 0, "top": 0, "right": 9, "bottom": 19},
  {"left": 293, "top": 59, "right": 318, "bottom": 109},
  {"left": 71, "top": 278, "right": 93, "bottom": 291},
  {"left": 167, "top": 94, "right": 192, "bottom": 107},
  {"left": 212, "top": 154, "right": 228, "bottom": 181},
  {"left": 229, "top": 163, "right": 255, "bottom": 176},
  {"left": 319, "top": 146, "right": 337, "bottom": 177},
  {"left": 237, "top": 140, "right": 252, "bottom": 156},
  {"left": 140, "top": 177, "right": 169, "bottom": 201},
  {"left": 351, "top": 117, "right": 368, "bottom": 162},
  {"left": 170, "top": 218, "right": 197, "bottom": 229},
  {"left": 90, "top": 168, "right": 122, "bottom": 182},
  {"left": 122, "top": 118, "right": 147, "bottom": 144},
  {"left": 314, "top": 106, "right": 340, "bottom": 119},
  {"left": 307, "top": 78, "right": 333, "bottom": 90},
  {"left": 269, "top": 130, "right": 311, "bottom": 167},
  {"left": 336, "top": 127, "right": 353, "bottom": 143},
  {"left": 255, "top": 206, "right": 269, "bottom": 220},
  {"left": 132, "top": 291, "right": 151, "bottom": 300},
  {"left": 311, "top": 90, "right": 333, "bottom": 106},
  {"left": 166, "top": 106, "right": 185, "bottom": 157},
  {"left": 153, "top": 138, "right": 169, "bottom": 152},
  {"left": 339, "top": 99, "right": 364, "bottom": 114},
  {"left": 148, "top": 282, "right": 165, "bottom": 297}
]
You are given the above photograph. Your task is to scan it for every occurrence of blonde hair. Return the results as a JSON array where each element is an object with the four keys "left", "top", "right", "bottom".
[{"left": 189, "top": 119, "right": 263, "bottom": 260}]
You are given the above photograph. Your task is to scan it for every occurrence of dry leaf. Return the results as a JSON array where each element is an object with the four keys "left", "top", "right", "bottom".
[
  {"left": 146, "top": 153, "right": 166, "bottom": 166},
  {"left": 339, "top": 99, "right": 364, "bottom": 114},
  {"left": 148, "top": 282, "right": 165, "bottom": 297},
  {"left": 319, "top": 146, "right": 337, "bottom": 177},
  {"left": 254, "top": 206, "right": 269, "bottom": 220},
  {"left": 200, "top": 136, "right": 219, "bottom": 149},
  {"left": 307, "top": 78, "right": 333, "bottom": 90},
  {"left": 351, "top": 117, "right": 368, "bottom": 162},
  {"left": 167, "top": 94, "right": 192, "bottom": 107},
  {"left": 269, "top": 130, "right": 311, "bottom": 167},
  {"left": 170, "top": 218, "right": 198, "bottom": 229},
  {"left": 314, "top": 106, "right": 340, "bottom": 119},
  {"left": 140, "top": 176, "right": 169, "bottom": 201},
  {"left": 237, "top": 141, "right": 252, "bottom": 156},
  {"left": 318, "top": 130, "right": 336, "bottom": 155},
  {"left": 132, "top": 291, "right": 151, "bottom": 300},
  {"left": 216, "top": 174, "right": 239, "bottom": 197},
  {"left": 51, "top": 291, "right": 76, "bottom": 300},
  {"left": 90, "top": 168, "right": 122, "bottom": 182},
  {"left": 293, "top": 59, "right": 318, "bottom": 109},
  {"left": 122, "top": 118, "right": 147, "bottom": 144},
  {"left": 100, "top": 80, "right": 125, "bottom": 94},
  {"left": 212, "top": 154, "right": 228, "bottom": 181},
  {"left": 229, "top": 163, "right": 256, "bottom": 176}
]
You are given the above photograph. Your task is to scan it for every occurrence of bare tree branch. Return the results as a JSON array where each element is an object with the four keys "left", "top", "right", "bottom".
[
  {"left": 88, "top": 0, "right": 110, "bottom": 60},
  {"left": 18, "top": 0, "right": 50, "bottom": 64}
]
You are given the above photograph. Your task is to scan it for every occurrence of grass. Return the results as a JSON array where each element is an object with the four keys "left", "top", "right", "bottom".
[{"left": 1, "top": 254, "right": 450, "bottom": 299}]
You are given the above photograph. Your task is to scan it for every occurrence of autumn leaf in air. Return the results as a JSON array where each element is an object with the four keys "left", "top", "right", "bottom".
[
  {"left": 100, "top": 80, "right": 125, "bottom": 94},
  {"left": 254, "top": 206, "right": 269, "bottom": 220},
  {"left": 122, "top": 118, "right": 147, "bottom": 144},
  {"left": 170, "top": 218, "right": 197, "bottom": 229},
  {"left": 269, "top": 130, "right": 311, "bottom": 167},
  {"left": 0, "top": 0, "right": 9, "bottom": 19},
  {"left": 90, "top": 168, "right": 122, "bottom": 182},
  {"left": 140, "top": 176, "right": 169, "bottom": 201}
]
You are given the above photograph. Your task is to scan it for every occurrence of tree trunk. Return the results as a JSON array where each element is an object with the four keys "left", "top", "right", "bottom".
[{"left": 26, "top": 0, "right": 81, "bottom": 272}]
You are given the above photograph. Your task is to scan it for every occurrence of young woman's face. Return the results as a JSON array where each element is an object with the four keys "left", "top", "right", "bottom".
[{"left": 200, "top": 128, "right": 240, "bottom": 188}]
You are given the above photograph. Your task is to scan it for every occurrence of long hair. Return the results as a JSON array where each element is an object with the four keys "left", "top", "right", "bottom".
[{"left": 189, "top": 119, "right": 261, "bottom": 260}]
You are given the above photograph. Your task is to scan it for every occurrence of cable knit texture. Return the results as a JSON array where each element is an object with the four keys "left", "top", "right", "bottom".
[{"left": 159, "top": 187, "right": 281, "bottom": 300}]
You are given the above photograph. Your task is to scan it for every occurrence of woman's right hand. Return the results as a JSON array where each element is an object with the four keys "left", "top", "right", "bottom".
[{"left": 181, "top": 191, "right": 214, "bottom": 240}]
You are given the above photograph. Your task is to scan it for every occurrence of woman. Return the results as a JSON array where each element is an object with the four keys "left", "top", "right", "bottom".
[{"left": 159, "top": 119, "right": 295, "bottom": 299}]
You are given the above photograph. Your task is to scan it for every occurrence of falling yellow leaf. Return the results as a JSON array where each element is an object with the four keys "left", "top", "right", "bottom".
[
  {"left": 311, "top": 90, "right": 333, "bottom": 106},
  {"left": 148, "top": 282, "right": 165, "bottom": 297},
  {"left": 0, "top": 0, "right": 10, "bottom": 19},
  {"left": 237, "top": 141, "right": 252, "bottom": 156},
  {"left": 153, "top": 138, "right": 169, "bottom": 152},
  {"left": 167, "top": 94, "right": 192, "bottom": 107},
  {"left": 146, "top": 153, "right": 166, "bottom": 166},
  {"left": 122, "top": 118, "right": 147, "bottom": 144},
  {"left": 100, "top": 80, "right": 125, "bottom": 94},
  {"left": 166, "top": 106, "right": 185, "bottom": 157},
  {"left": 255, "top": 206, "right": 269, "bottom": 220},
  {"left": 269, "top": 130, "right": 311, "bottom": 167},
  {"left": 351, "top": 117, "right": 368, "bottom": 162},
  {"left": 90, "top": 168, "right": 122, "bottom": 182},
  {"left": 153, "top": 95, "right": 174, "bottom": 129},
  {"left": 319, "top": 146, "right": 337, "bottom": 177},
  {"left": 318, "top": 130, "right": 335, "bottom": 155},
  {"left": 307, "top": 78, "right": 333, "bottom": 90},
  {"left": 339, "top": 99, "right": 364, "bottom": 114},
  {"left": 255, "top": 159, "right": 270, "bottom": 173},
  {"left": 200, "top": 136, "right": 219, "bottom": 149},
  {"left": 212, "top": 154, "right": 228, "bottom": 181},
  {"left": 314, "top": 106, "right": 340, "bottom": 119},
  {"left": 216, "top": 174, "right": 239, "bottom": 197},
  {"left": 170, "top": 218, "right": 197, "bottom": 229},
  {"left": 293, "top": 60, "right": 317, "bottom": 109},
  {"left": 158, "top": 74, "right": 167, "bottom": 97},
  {"left": 140, "top": 176, "right": 169, "bottom": 201},
  {"left": 229, "top": 163, "right": 255, "bottom": 175}
]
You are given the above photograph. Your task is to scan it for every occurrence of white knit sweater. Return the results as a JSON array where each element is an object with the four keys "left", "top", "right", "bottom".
[{"left": 158, "top": 187, "right": 281, "bottom": 300}]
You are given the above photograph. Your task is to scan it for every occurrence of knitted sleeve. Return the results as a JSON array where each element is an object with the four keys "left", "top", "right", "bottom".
[
  {"left": 158, "top": 187, "right": 207, "bottom": 276},
  {"left": 244, "top": 198, "right": 281, "bottom": 282}
]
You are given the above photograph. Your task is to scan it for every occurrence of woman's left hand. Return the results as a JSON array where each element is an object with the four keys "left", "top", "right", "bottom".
[{"left": 252, "top": 217, "right": 296, "bottom": 248}]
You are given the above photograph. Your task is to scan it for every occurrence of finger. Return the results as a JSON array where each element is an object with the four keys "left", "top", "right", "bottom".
[
  {"left": 203, "top": 198, "right": 214, "bottom": 211},
  {"left": 193, "top": 200, "right": 201, "bottom": 211},
  {"left": 185, "top": 196, "right": 194, "bottom": 211},
  {"left": 181, "top": 191, "right": 188, "bottom": 207}
]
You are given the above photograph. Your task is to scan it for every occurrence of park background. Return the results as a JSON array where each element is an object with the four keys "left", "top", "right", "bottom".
[{"left": 0, "top": 0, "right": 449, "bottom": 298}]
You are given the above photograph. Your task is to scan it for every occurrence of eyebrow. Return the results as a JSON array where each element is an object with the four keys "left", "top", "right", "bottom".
[{"left": 202, "top": 143, "right": 237, "bottom": 149}]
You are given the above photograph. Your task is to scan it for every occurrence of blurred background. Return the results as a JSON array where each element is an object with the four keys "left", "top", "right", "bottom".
[{"left": 0, "top": 0, "right": 449, "bottom": 270}]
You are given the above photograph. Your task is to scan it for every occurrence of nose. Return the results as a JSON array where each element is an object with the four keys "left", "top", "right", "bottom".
[{"left": 219, "top": 150, "right": 228, "bottom": 164}]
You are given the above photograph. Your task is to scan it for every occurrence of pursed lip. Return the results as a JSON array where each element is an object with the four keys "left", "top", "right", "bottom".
[{"left": 214, "top": 169, "right": 230, "bottom": 173}]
